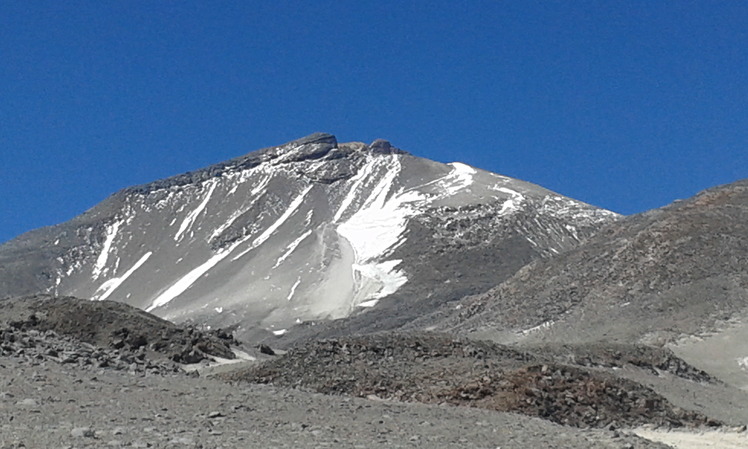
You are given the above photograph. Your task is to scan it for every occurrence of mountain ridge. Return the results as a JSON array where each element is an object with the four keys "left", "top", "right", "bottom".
[
  {"left": 0, "top": 133, "right": 619, "bottom": 342},
  {"left": 405, "top": 178, "right": 748, "bottom": 390}
]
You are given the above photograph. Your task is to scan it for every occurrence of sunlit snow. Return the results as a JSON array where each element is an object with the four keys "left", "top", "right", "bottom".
[
  {"left": 148, "top": 185, "right": 313, "bottom": 312},
  {"left": 333, "top": 156, "right": 378, "bottom": 222},
  {"left": 273, "top": 229, "right": 313, "bottom": 268},
  {"left": 439, "top": 162, "right": 476, "bottom": 195},
  {"left": 92, "top": 220, "right": 122, "bottom": 279},
  {"left": 287, "top": 277, "right": 302, "bottom": 301},
  {"left": 94, "top": 252, "right": 153, "bottom": 301},
  {"left": 738, "top": 356, "right": 748, "bottom": 370},
  {"left": 491, "top": 186, "right": 525, "bottom": 214},
  {"left": 174, "top": 180, "right": 217, "bottom": 242},
  {"left": 336, "top": 156, "right": 423, "bottom": 301},
  {"left": 520, "top": 320, "right": 555, "bottom": 335},
  {"left": 232, "top": 185, "right": 313, "bottom": 261}
]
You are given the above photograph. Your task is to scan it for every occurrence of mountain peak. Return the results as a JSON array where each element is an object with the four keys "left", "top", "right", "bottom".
[
  {"left": 124, "top": 133, "right": 339, "bottom": 194},
  {"left": 0, "top": 133, "right": 620, "bottom": 346},
  {"left": 287, "top": 132, "right": 337, "bottom": 147}
]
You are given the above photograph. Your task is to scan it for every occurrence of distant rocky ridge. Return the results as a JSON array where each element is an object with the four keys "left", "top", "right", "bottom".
[{"left": 420, "top": 179, "right": 748, "bottom": 345}]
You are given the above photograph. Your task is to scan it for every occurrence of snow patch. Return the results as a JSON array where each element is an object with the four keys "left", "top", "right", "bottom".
[
  {"left": 209, "top": 174, "right": 271, "bottom": 241},
  {"left": 353, "top": 260, "right": 407, "bottom": 299},
  {"left": 174, "top": 180, "right": 217, "bottom": 242},
  {"left": 272, "top": 329, "right": 287, "bottom": 336},
  {"left": 182, "top": 347, "right": 256, "bottom": 372},
  {"left": 491, "top": 186, "right": 525, "bottom": 214},
  {"left": 94, "top": 252, "right": 153, "bottom": 301},
  {"left": 336, "top": 156, "right": 424, "bottom": 302},
  {"left": 287, "top": 277, "right": 302, "bottom": 301},
  {"left": 520, "top": 320, "right": 555, "bottom": 335},
  {"left": 273, "top": 230, "right": 313, "bottom": 268},
  {"left": 147, "top": 247, "right": 236, "bottom": 312},
  {"left": 439, "top": 162, "right": 476, "bottom": 195},
  {"left": 737, "top": 356, "right": 748, "bottom": 370},
  {"left": 93, "top": 220, "right": 122, "bottom": 279},
  {"left": 232, "top": 185, "right": 313, "bottom": 261},
  {"left": 147, "top": 185, "right": 313, "bottom": 312},
  {"left": 337, "top": 157, "right": 421, "bottom": 262},
  {"left": 357, "top": 299, "right": 379, "bottom": 308},
  {"left": 209, "top": 209, "right": 245, "bottom": 240},
  {"left": 333, "top": 156, "right": 378, "bottom": 222}
]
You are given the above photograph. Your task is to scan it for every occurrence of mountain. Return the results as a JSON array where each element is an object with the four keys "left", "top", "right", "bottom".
[
  {"left": 416, "top": 179, "right": 748, "bottom": 388},
  {"left": 0, "top": 133, "right": 618, "bottom": 341},
  {"left": 4, "top": 134, "right": 748, "bottom": 448}
]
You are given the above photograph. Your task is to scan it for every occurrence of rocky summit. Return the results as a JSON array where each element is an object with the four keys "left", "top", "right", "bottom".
[{"left": 2, "top": 134, "right": 748, "bottom": 448}]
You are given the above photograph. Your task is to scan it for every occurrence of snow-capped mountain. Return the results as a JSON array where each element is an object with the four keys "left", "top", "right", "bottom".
[{"left": 0, "top": 133, "right": 618, "bottom": 340}]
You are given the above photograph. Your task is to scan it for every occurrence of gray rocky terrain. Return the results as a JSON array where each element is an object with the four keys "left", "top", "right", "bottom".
[
  {"left": 1, "top": 295, "right": 237, "bottom": 365},
  {"left": 1, "top": 356, "right": 671, "bottom": 449},
  {"left": 0, "top": 300, "right": 670, "bottom": 448},
  {"left": 223, "top": 332, "right": 727, "bottom": 429},
  {"left": 436, "top": 180, "right": 748, "bottom": 342},
  {"left": 412, "top": 180, "right": 748, "bottom": 390}
]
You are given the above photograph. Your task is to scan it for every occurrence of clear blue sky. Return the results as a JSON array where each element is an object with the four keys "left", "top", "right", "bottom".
[{"left": 2, "top": 1, "right": 747, "bottom": 243}]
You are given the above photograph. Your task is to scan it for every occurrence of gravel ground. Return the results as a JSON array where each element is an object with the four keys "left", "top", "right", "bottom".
[
  {"left": 0, "top": 355, "right": 671, "bottom": 449},
  {"left": 633, "top": 428, "right": 748, "bottom": 449}
]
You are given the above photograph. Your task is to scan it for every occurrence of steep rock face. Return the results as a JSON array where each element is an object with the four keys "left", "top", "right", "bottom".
[{"left": 0, "top": 134, "right": 618, "bottom": 340}]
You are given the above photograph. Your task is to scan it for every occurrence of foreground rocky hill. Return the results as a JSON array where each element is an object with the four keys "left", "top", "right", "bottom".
[
  {"left": 224, "top": 332, "right": 721, "bottom": 429},
  {"left": 2, "top": 356, "right": 672, "bottom": 449},
  {"left": 1, "top": 295, "right": 238, "bottom": 365}
]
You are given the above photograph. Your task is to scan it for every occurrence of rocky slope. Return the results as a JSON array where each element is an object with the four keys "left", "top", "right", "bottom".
[
  {"left": 0, "top": 133, "right": 618, "bottom": 342},
  {"left": 0, "top": 297, "right": 671, "bottom": 448},
  {"left": 412, "top": 179, "right": 748, "bottom": 389}
]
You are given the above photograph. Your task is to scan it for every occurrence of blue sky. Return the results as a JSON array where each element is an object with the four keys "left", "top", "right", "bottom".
[{"left": 1, "top": 1, "right": 747, "bottom": 243}]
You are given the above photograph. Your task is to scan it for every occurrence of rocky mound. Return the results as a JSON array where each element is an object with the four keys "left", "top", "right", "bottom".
[
  {"left": 1, "top": 325, "right": 182, "bottom": 375},
  {"left": 530, "top": 342, "right": 716, "bottom": 383},
  {"left": 0, "top": 295, "right": 236, "bottom": 365},
  {"left": 222, "top": 332, "right": 720, "bottom": 429}
]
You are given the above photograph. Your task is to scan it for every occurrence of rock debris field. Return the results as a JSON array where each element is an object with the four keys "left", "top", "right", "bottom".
[
  {"left": 2, "top": 353, "right": 673, "bottom": 449},
  {"left": 0, "top": 296, "right": 679, "bottom": 448}
]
